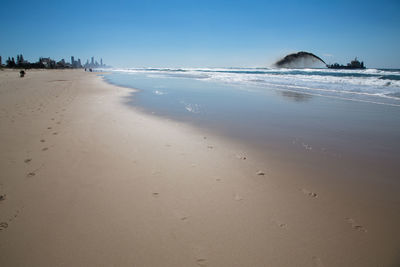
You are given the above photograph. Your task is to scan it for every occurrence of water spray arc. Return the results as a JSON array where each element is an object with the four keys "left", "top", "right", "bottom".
[{"left": 275, "top": 51, "right": 326, "bottom": 68}]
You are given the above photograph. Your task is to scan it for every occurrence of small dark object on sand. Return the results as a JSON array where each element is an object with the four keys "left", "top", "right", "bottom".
[
  {"left": 0, "top": 195, "right": 5, "bottom": 201},
  {"left": 20, "top": 70, "right": 25, "bottom": 77}
]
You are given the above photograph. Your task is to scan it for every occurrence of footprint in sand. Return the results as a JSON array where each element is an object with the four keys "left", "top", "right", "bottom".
[
  {"left": 52, "top": 132, "right": 58, "bottom": 135},
  {"left": 236, "top": 154, "right": 247, "bottom": 160},
  {"left": 8, "top": 210, "right": 20, "bottom": 222},
  {"left": 346, "top": 218, "right": 367, "bottom": 232},
  {"left": 256, "top": 170, "right": 265, "bottom": 176},
  {"left": 0, "top": 222, "right": 8, "bottom": 231},
  {"left": 278, "top": 223, "right": 287, "bottom": 228},
  {"left": 272, "top": 219, "right": 287, "bottom": 229},
  {"left": 42, "top": 147, "right": 48, "bottom": 151},
  {"left": 27, "top": 172, "right": 36, "bottom": 177},
  {"left": 56, "top": 121, "right": 61, "bottom": 125},
  {"left": 312, "top": 256, "right": 324, "bottom": 267},
  {"left": 234, "top": 193, "right": 243, "bottom": 201},
  {"left": 152, "top": 192, "right": 160, "bottom": 197},
  {"left": 196, "top": 258, "right": 208, "bottom": 266},
  {"left": 302, "top": 189, "right": 318, "bottom": 198},
  {"left": 13, "top": 210, "right": 19, "bottom": 219},
  {"left": 173, "top": 211, "right": 189, "bottom": 221},
  {"left": 207, "top": 145, "right": 214, "bottom": 149},
  {"left": 40, "top": 139, "right": 45, "bottom": 143},
  {"left": 24, "top": 158, "right": 32, "bottom": 163},
  {"left": 47, "top": 127, "right": 52, "bottom": 130}
]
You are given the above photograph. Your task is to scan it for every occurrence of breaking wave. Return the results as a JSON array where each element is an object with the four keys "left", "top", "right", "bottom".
[{"left": 108, "top": 67, "right": 400, "bottom": 106}]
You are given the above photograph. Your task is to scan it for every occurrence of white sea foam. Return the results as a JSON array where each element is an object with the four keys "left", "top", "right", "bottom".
[
  {"left": 180, "top": 101, "right": 201, "bottom": 113},
  {"left": 110, "top": 67, "right": 400, "bottom": 106},
  {"left": 154, "top": 90, "right": 165, "bottom": 95}
]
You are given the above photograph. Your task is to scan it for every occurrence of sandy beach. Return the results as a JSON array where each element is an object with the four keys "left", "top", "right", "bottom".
[{"left": 0, "top": 69, "right": 399, "bottom": 266}]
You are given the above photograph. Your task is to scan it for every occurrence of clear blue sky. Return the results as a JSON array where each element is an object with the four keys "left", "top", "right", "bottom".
[{"left": 1, "top": 0, "right": 399, "bottom": 68}]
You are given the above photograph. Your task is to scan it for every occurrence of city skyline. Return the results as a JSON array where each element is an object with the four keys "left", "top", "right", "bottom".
[
  {"left": 0, "top": 54, "right": 107, "bottom": 69},
  {"left": 1, "top": 0, "right": 400, "bottom": 68}
]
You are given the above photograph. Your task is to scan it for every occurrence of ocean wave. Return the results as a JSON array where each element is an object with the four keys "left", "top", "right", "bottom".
[
  {"left": 109, "top": 67, "right": 400, "bottom": 106},
  {"left": 379, "top": 75, "right": 400, "bottom": 81}
]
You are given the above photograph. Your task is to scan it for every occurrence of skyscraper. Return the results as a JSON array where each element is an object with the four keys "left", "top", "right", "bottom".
[
  {"left": 100, "top": 58, "right": 103, "bottom": 67},
  {"left": 91, "top": 57, "right": 94, "bottom": 66},
  {"left": 71, "top": 56, "right": 75, "bottom": 65}
]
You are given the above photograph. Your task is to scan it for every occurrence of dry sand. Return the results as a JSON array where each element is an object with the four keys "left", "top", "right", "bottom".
[{"left": 0, "top": 69, "right": 399, "bottom": 266}]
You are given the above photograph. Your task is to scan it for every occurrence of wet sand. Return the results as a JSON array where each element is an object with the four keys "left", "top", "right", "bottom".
[{"left": 0, "top": 69, "right": 399, "bottom": 266}]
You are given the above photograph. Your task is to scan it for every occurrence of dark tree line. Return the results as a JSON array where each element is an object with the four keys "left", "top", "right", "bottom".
[
  {"left": 2, "top": 54, "right": 49, "bottom": 69},
  {"left": 6, "top": 57, "right": 16, "bottom": 68}
]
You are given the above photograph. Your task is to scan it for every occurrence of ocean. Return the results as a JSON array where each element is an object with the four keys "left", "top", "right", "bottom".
[
  {"left": 102, "top": 67, "right": 400, "bottom": 175},
  {"left": 105, "top": 67, "right": 400, "bottom": 106},
  {"left": 99, "top": 67, "right": 400, "bottom": 224}
]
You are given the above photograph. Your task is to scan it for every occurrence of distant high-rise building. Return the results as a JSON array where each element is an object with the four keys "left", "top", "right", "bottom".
[
  {"left": 71, "top": 56, "right": 75, "bottom": 65},
  {"left": 39, "top": 57, "right": 56, "bottom": 68},
  {"left": 0, "top": 56, "right": 2, "bottom": 66},
  {"left": 78, "top": 59, "right": 81, "bottom": 68},
  {"left": 17, "top": 54, "right": 24, "bottom": 65},
  {"left": 91, "top": 57, "right": 94, "bottom": 66},
  {"left": 100, "top": 58, "right": 103, "bottom": 67}
]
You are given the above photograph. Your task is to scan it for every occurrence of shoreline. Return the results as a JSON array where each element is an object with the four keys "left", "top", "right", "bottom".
[{"left": 0, "top": 69, "right": 399, "bottom": 266}]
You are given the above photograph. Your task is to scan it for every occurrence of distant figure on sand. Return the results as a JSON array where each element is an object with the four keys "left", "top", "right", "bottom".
[{"left": 19, "top": 70, "right": 25, "bottom": 77}]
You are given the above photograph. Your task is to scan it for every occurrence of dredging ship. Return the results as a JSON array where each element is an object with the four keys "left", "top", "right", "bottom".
[{"left": 327, "top": 58, "right": 366, "bottom": 69}]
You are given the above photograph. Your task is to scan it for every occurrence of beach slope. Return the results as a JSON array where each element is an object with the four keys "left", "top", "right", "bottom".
[{"left": 0, "top": 69, "right": 398, "bottom": 266}]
